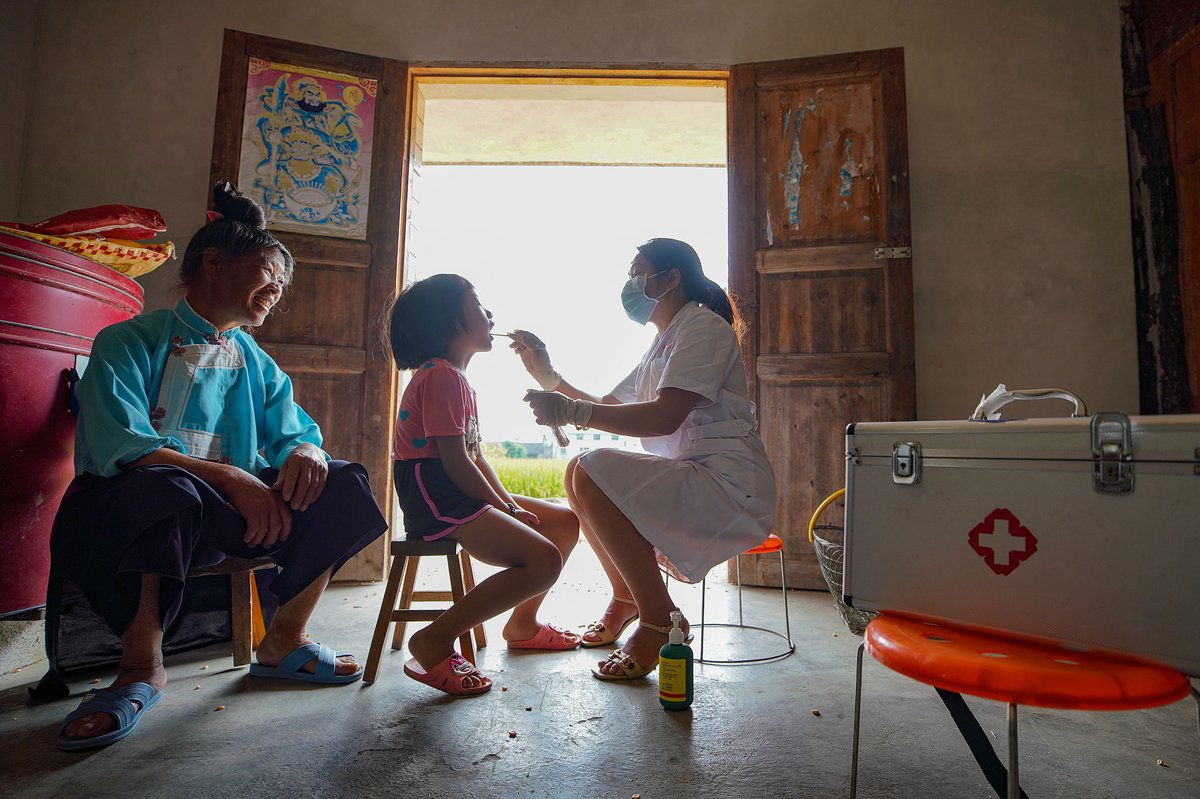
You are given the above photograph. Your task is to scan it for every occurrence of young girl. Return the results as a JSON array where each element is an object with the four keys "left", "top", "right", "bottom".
[{"left": 389, "top": 273, "right": 581, "bottom": 696}]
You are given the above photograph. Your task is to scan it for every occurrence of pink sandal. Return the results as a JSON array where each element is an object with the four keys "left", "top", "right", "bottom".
[
  {"left": 506, "top": 623, "right": 581, "bottom": 651},
  {"left": 403, "top": 653, "right": 492, "bottom": 696}
]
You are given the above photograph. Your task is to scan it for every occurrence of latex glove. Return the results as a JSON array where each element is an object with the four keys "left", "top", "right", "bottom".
[
  {"left": 508, "top": 329, "right": 561, "bottom": 391},
  {"left": 524, "top": 390, "right": 593, "bottom": 428},
  {"left": 524, "top": 389, "right": 571, "bottom": 427}
]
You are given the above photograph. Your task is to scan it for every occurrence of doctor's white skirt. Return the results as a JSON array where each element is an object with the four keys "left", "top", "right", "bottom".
[{"left": 577, "top": 447, "right": 776, "bottom": 583}]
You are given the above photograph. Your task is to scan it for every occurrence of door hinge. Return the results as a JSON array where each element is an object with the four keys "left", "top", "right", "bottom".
[
  {"left": 874, "top": 246, "right": 912, "bottom": 259},
  {"left": 1091, "top": 412, "right": 1133, "bottom": 493}
]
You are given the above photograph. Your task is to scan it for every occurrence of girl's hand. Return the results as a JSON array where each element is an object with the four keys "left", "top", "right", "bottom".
[
  {"left": 272, "top": 443, "right": 329, "bottom": 511},
  {"left": 509, "top": 330, "right": 560, "bottom": 390},
  {"left": 219, "top": 467, "right": 293, "bottom": 548},
  {"left": 512, "top": 506, "right": 541, "bottom": 527}
]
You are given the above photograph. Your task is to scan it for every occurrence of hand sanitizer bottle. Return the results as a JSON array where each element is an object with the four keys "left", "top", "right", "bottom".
[{"left": 658, "top": 610, "right": 693, "bottom": 710}]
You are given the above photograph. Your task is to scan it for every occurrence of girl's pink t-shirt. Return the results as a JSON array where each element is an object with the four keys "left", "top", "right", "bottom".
[{"left": 392, "top": 358, "right": 481, "bottom": 460}]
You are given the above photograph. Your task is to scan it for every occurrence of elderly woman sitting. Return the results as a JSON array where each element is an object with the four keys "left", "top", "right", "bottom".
[{"left": 53, "top": 182, "right": 387, "bottom": 751}]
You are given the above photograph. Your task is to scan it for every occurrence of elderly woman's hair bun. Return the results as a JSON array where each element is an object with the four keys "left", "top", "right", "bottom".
[
  {"left": 212, "top": 180, "right": 267, "bottom": 230},
  {"left": 178, "top": 180, "right": 294, "bottom": 290}
]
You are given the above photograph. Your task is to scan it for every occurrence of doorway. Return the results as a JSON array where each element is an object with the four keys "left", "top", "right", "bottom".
[{"left": 402, "top": 74, "right": 729, "bottom": 458}]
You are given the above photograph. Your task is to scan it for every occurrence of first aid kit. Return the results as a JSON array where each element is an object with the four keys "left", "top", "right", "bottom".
[{"left": 843, "top": 387, "right": 1200, "bottom": 676}]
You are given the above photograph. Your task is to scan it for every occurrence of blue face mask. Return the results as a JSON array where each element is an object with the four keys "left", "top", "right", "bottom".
[{"left": 621, "top": 271, "right": 669, "bottom": 325}]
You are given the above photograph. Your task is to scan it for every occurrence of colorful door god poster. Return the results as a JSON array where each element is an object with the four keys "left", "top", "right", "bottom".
[{"left": 238, "top": 59, "right": 376, "bottom": 239}]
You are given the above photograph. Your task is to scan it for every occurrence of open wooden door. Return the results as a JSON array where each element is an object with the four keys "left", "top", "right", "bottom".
[
  {"left": 1142, "top": 20, "right": 1200, "bottom": 412},
  {"left": 729, "top": 49, "right": 915, "bottom": 589},
  {"left": 210, "top": 30, "right": 408, "bottom": 581}
]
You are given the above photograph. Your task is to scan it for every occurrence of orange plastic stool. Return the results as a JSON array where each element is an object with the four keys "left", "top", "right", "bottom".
[
  {"left": 664, "top": 533, "right": 794, "bottom": 664},
  {"left": 851, "top": 613, "right": 1195, "bottom": 798}
]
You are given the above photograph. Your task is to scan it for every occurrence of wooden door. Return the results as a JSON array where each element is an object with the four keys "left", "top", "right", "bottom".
[
  {"left": 210, "top": 30, "right": 408, "bottom": 581},
  {"left": 729, "top": 49, "right": 915, "bottom": 589},
  {"left": 1144, "top": 21, "right": 1200, "bottom": 412}
]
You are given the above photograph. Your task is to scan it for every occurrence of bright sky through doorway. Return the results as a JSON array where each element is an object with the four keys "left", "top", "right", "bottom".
[{"left": 413, "top": 165, "right": 728, "bottom": 444}]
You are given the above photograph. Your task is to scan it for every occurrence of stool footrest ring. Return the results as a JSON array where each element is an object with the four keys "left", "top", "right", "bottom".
[{"left": 691, "top": 622, "right": 796, "bottom": 665}]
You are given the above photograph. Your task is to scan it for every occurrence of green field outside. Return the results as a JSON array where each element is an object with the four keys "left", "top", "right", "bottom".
[{"left": 490, "top": 457, "right": 568, "bottom": 499}]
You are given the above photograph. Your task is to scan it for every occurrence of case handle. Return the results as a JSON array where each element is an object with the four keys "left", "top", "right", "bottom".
[
  {"left": 807, "top": 488, "right": 846, "bottom": 542},
  {"left": 970, "top": 385, "right": 1087, "bottom": 421}
]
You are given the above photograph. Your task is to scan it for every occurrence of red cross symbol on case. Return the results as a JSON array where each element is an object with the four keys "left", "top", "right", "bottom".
[{"left": 968, "top": 508, "right": 1038, "bottom": 576}]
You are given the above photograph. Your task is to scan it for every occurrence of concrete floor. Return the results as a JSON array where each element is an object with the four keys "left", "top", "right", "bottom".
[{"left": 1, "top": 544, "right": 1198, "bottom": 799}]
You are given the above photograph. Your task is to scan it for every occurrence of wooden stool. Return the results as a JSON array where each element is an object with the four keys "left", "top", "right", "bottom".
[
  {"left": 850, "top": 612, "right": 1197, "bottom": 798},
  {"left": 364, "top": 538, "right": 486, "bottom": 684},
  {"left": 189, "top": 556, "right": 274, "bottom": 666},
  {"left": 29, "top": 555, "right": 275, "bottom": 702}
]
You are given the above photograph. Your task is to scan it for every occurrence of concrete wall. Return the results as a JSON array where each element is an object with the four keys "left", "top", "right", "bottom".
[
  {"left": 1, "top": 1, "right": 40, "bottom": 221},
  {"left": 13, "top": 0, "right": 1134, "bottom": 421}
]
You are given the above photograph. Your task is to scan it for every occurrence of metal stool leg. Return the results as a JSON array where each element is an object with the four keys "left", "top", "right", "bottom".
[
  {"left": 778, "top": 548, "right": 792, "bottom": 648},
  {"left": 1191, "top": 685, "right": 1200, "bottom": 754},
  {"left": 1008, "top": 703, "right": 1020, "bottom": 799},
  {"left": 850, "top": 641, "right": 865, "bottom": 799},
  {"left": 680, "top": 544, "right": 793, "bottom": 665},
  {"left": 736, "top": 555, "right": 744, "bottom": 625}
]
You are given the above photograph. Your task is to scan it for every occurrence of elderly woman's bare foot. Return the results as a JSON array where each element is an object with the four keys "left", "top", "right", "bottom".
[
  {"left": 255, "top": 633, "right": 360, "bottom": 676},
  {"left": 60, "top": 659, "right": 167, "bottom": 741}
]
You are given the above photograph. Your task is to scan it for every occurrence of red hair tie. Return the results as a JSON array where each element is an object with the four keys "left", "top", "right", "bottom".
[{"left": 206, "top": 210, "right": 224, "bottom": 223}]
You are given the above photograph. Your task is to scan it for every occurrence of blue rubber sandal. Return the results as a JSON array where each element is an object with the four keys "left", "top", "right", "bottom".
[
  {"left": 57, "top": 681, "right": 161, "bottom": 752},
  {"left": 248, "top": 642, "right": 362, "bottom": 685}
]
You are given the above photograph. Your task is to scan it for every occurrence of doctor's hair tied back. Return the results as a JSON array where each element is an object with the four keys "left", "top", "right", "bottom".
[{"left": 210, "top": 180, "right": 267, "bottom": 230}]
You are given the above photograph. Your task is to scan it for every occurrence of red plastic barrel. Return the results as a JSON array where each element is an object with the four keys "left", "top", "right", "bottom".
[{"left": 0, "top": 231, "right": 143, "bottom": 616}]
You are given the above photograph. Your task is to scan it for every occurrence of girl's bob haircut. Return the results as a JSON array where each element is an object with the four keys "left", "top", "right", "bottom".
[{"left": 388, "top": 273, "right": 474, "bottom": 369}]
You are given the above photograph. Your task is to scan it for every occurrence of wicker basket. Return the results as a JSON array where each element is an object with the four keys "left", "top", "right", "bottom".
[{"left": 808, "top": 489, "right": 876, "bottom": 636}]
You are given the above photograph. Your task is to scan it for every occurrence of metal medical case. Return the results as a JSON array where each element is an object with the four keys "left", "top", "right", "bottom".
[{"left": 844, "top": 389, "right": 1200, "bottom": 675}]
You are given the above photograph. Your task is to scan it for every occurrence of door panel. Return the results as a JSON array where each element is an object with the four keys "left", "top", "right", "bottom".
[
  {"left": 759, "top": 270, "right": 885, "bottom": 354},
  {"left": 210, "top": 30, "right": 408, "bottom": 581},
  {"left": 757, "top": 81, "right": 880, "bottom": 248},
  {"left": 730, "top": 49, "right": 915, "bottom": 588},
  {"left": 1157, "top": 29, "right": 1200, "bottom": 410}
]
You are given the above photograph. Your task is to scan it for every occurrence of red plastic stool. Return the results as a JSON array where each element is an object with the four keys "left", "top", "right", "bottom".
[{"left": 851, "top": 613, "right": 1196, "bottom": 798}]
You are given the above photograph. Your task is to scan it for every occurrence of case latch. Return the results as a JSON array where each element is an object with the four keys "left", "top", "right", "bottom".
[
  {"left": 892, "top": 442, "right": 921, "bottom": 485},
  {"left": 1091, "top": 412, "right": 1133, "bottom": 493}
]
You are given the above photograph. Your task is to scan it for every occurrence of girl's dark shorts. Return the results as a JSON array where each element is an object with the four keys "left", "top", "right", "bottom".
[{"left": 393, "top": 458, "right": 490, "bottom": 541}]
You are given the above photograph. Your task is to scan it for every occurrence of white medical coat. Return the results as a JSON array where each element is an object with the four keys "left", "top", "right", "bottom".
[{"left": 578, "top": 302, "right": 777, "bottom": 582}]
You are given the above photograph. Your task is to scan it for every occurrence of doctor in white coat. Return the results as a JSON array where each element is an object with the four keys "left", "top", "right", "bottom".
[{"left": 517, "top": 238, "right": 777, "bottom": 680}]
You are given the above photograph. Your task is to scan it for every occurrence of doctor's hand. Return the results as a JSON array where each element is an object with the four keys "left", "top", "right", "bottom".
[
  {"left": 508, "top": 330, "right": 561, "bottom": 391},
  {"left": 524, "top": 389, "right": 572, "bottom": 428}
]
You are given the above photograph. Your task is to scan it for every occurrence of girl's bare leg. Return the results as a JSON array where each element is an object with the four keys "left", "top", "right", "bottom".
[
  {"left": 501, "top": 495, "right": 579, "bottom": 641},
  {"left": 407, "top": 511, "right": 562, "bottom": 686}
]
